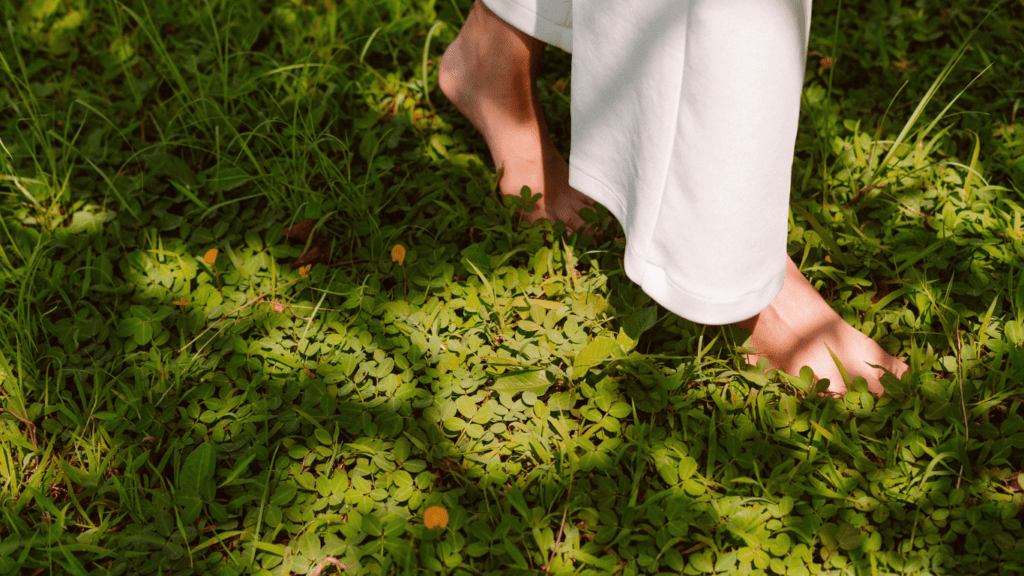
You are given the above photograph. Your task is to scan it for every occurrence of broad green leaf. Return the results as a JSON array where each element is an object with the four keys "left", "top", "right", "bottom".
[
  {"left": 466, "top": 542, "right": 490, "bottom": 557},
  {"left": 573, "top": 338, "right": 618, "bottom": 374},
  {"left": 179, "top": 441, "right": 216, "bottom": 501},
  {"left": 678, "top": 457, "right": 698, "bottom": 482},
  {"left": 654, "top": 450, "right": 678, "bottom": 485},
  {"left": 362, "top": 514, "right": 382, "bottom": 536},
  {"left": 463, "top": 251, "right": 492, "bottom": 276},
  {"left": 547, "top": 392, "right": 574, "bottom": 411},
  {"left": 376, "top": 411, "right": 403, "bottom": 437},
  {"left": 836, "top": 522, "right": 864, "bottom": 551},
  {"left": 456, "top": 396, "right": 477, "bottom": 418},
  {"left": 715, "top": 551, "right": 737, "bottom": 573},
  {"left": 271, "top": 483, "right": 297, "bottom": 505},
  {"left": 443, "top": 417, "right": 465, "bottom": 431},
  {"left": 616, "top": 328, "right": 636, "bottom": 353},
  {"left": 623, "top": 306, "right": 658, "bottom": 340},
  {"left": 502, "top": 540, "right": 528, "bottom": 568},
  {"left": 254, "top": 541, "right": 286, "bottom": 556},
  {"left": 492, "top": 369, "right": 550, "bottom": 395},
  {"left": 608, "top": 402, "right": 631, "bottom": 418},
  {"left": 1005, "top": 320, "right": 1023, "bottom": 346},
  {"left": 67, "top": 208, "right": 110, "bottom": 234},
  {"left": 119, "top": 313, "right": 151, "bottom": 344},
  {"left": 129, "top": 451, "right": 149, "bottom": 474},
  {"left": 518, "top": 320, "right": 543, "bottom": 332},
  {"left": 297, "top": 532, "right": 320, "bottom": 560},
  {"left": 394, "top": 437, "right": 410, "bottom": 462},
  {"left": 690, "top": 550, "right": 715, "bottom": 573},
  {"left": 314, "top": 428, "right": 332, "bottom": 445}
]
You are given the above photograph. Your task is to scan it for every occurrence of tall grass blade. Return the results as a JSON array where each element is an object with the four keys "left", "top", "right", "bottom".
[
  {"left": 963, "top": 130, "right": 982, "bottom": 201},
  {"left": 862, "top": 9, "right": 997, "bottom": 190},
  {"left": 421, "top": 21, "right": 444, "bottom": 111}
]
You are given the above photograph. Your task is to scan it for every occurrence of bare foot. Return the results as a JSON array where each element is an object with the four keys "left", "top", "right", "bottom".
[
  {"left": 735, "top": 258, "right": 909, "bottom": 396},
  {"left": 438, "top": 0, "right": 594, "bottom": 232}
]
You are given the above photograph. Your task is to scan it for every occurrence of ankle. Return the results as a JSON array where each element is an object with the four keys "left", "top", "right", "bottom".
[{"left": 438, "top": 41, "right": 465, "bottom": 104}]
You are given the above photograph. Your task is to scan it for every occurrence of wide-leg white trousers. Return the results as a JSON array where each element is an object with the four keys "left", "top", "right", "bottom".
[{"left": 481, "top": 0, "right": 813, "bottom": 325}]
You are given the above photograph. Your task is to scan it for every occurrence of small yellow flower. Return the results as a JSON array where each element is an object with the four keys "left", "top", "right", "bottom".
[
  {"left": 204, "top": 248, "right": 219, "bottom": 265},
  {"left": 299, "top": 265, "right": 311, "bottom": 278},
  {"left": 391, "top": 244, "right": 406, "bottom": 266},
  {"left": 173, "top": 297, "right": 191, "bottom": 308},
  {"left": 423, "top": 506, "right": 448, "bottom": 529}
]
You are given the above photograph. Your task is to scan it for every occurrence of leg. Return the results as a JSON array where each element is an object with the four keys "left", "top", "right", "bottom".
[
  {"left": 568, "top": 0, "right": 906, "bottom": 394},
  {"left": 438, "top": 0, "right": 594, "bottom": 231},
  {"left": 735, "top": 258, "right": 909, "bottom": 396}
]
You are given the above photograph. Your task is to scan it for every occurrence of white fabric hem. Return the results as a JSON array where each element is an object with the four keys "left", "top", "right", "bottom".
[
  {"left": 570, "top": 162, "right": 785, "bottom": 325},
  {"left": 481, "top": 0, "right": 573, "bottom": 53}
]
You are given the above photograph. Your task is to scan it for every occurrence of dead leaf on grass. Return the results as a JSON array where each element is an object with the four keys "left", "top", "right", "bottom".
[
  {"left": 292, "top": 239, "right": 331, "bottom": 268},
  {"left": 283, "top": 218, "right": 317, "bottom": 242}
]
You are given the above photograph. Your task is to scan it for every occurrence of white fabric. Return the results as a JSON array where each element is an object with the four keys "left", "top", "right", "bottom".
[
  {"left": 481, "top": 0, "right": 573, "bottom": 52},
  {"left": 482, "top": 0, "right": 812, "bottom": 325}
]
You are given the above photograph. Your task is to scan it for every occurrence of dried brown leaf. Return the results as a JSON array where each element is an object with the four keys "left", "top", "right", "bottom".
[
  {"left": 283, "top": 218, "right": 317, "bottom": 242},
  {"left": 292, "top": 239, "right": 331, "bottom": 269}
]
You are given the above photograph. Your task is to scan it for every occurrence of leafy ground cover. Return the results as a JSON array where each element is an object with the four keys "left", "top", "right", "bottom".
[{"left": 2, "top": 0, "right": 1024, "bottom": 574}]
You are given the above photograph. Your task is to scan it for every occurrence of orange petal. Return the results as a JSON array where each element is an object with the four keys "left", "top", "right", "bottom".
[
  {"left": 423, "top": 505, "right": 449, "bottom": 529},
  {"left": 391, "top": 244, "right": 406, "bottom": 266},
  {"left": 204, "top": 248, "right": 219, "bottom": 265}
]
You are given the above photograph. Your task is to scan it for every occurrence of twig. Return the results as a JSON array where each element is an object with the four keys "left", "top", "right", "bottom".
[
  {"left": 681, "top": 542, "right": 706, "bottom": 555},
  {"left": 546, "top": 481, "right": 573, "bottom": 572},
  {"left": 177, "top": 275, "right": 305, "bottom": 354},
  {"left": 328, "top": 259, "right": 362, "bottom": 268},
  {"left": 0, "top": 407, "right": 38, "bottom": 448},
  {"left": 311, "top": 557, "right": 356, "bottom": 575}
]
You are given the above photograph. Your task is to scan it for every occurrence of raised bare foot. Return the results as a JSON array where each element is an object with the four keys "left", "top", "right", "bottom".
[
  {"left": 735, "top": 258, "right": 909, "bottom": 396},
  {"left": 438, "top": 0, "right": 594, "bottom": 232}
]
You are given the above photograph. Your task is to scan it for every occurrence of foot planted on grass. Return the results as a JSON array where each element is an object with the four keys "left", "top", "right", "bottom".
[
  {"left": 438, "top": 0, "right": 594, "bottom": 232},
  {"left": 735, "top": 258, "right": 910, "bottom": 396}
]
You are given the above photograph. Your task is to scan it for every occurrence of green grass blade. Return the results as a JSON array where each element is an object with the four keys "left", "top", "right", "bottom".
[
  {"left": 862, "top": 10, "right": 997, "bottom": 190},
  {"left": 421, "top": 21, "right": 444, "bottom": 111},
  {"left": 790, "top": 201, "right": 854, "bottom": 269},
  {"left": 963, "top": 130, "right": 982, "bottom": 201}
]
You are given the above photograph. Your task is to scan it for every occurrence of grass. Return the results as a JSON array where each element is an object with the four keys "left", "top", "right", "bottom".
[{"left": 1, "top": 0, "right": 1024, "bottom": 574}]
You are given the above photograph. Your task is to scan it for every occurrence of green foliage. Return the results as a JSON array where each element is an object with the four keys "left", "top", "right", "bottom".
[{"left": 1, "top": 0, "right": 1024, "bottom": 575}]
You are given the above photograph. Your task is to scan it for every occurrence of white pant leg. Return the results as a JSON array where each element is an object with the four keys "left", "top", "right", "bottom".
[
  {"left": 482, "top": 0, "right": 812, "bottom": 325},
  {"left": 481, "top": 0, "right": 573, "bottom": 52}
]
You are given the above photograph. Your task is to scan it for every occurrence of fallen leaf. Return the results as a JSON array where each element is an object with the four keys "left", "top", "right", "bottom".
[
  {"left": 292, "top": 239, "right": 330, "bottom": 269},
  {"left": 284, "top": 218, "right": 317, "bottom": 242}
]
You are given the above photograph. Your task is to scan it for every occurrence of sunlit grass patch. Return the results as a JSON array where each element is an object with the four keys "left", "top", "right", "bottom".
[{"left": 1, "top": 0, "right": 1023, "bottom": 574}]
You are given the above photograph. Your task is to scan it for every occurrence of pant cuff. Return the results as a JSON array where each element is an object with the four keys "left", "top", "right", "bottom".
[
  {"left": 570, "top": 161, "right": 784, "bottom": 325},
  {"left": 481, "top": 0, "right": 573, "bottom": 52}
]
